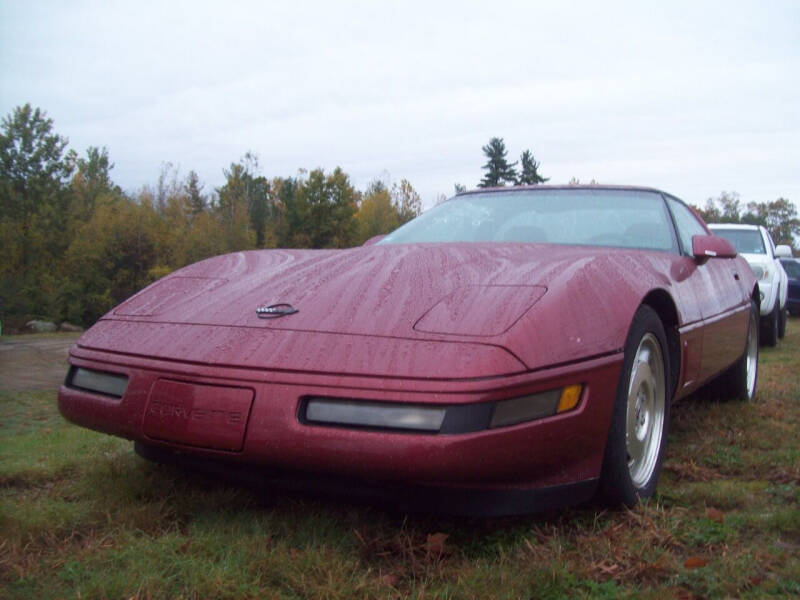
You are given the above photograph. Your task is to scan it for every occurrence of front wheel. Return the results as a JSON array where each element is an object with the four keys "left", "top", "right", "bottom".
[
  {"left": 778, "top": 305, "right": 787, "bottom": 339},
  {"left": 597, "top": 305, "right": 670, "bottom": 507},
  {"left": 761, "top": 302, "right": 779, "bottom": 347}
]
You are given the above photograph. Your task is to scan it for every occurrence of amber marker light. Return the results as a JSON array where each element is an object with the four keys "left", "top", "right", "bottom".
[{"left": 557, "top": 384, "right": 583, "bottom": 413}]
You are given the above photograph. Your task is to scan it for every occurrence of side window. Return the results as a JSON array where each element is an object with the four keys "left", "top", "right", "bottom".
[{"left": 666, "top": 197, "right": 707, "bottom": 255}]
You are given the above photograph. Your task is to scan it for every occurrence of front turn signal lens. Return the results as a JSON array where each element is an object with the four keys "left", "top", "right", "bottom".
[
  {"left": 489, "top": 384, "right": 584, "bottom": 429},
  {"left": 557, "top": 384, "right": 583, "bottom": 413}
]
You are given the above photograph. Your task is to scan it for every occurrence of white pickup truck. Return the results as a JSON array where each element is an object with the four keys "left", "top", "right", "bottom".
[{"left": 708, "top": 223, "right": 791, "bottom": 347}]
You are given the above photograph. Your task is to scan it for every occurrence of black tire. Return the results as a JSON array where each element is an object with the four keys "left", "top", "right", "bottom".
[
  {"left": 597, "top": 305, "right": 670, "bottom": 508},
  {"left": 715, "top": 300, "right": 759, "bottom": 401},
  {"left": 778, "top": 305, "right": 787, "bottom": 339},
  {"left": 761, "top": 302, "right": 779, "bottom": 347}
]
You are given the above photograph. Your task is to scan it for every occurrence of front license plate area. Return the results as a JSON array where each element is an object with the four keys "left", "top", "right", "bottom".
[{"left": 143, "top": 379, "right": 253, "bottom": 452}]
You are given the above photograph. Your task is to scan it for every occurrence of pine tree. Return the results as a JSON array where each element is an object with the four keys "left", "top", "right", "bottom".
[
  {"left": 478, "top": 137, "right": 517, "bottom": 187},
  {"left": 185, "top": 170, "right": 206, "bottom": 215},
  {"left": 517, "top": 150, "right": 549, "bottom": 185}
]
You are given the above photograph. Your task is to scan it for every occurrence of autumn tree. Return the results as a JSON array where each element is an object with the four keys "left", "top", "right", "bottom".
[
  {"left": 185, "top": 170, "right": 206, "bottom": 216},
  {"left": 69, "top": 146, "right": 120, "bottom": 230},
  {"left": 695, "top": 191, "right": 742, "bottom": 224},
  {"left": 75, "top": 146, "right": 115, "bottom": 195},
  {"left": 247, "top": 176, "right": 271, "bottom": 248},
  {"left": 357, "top": 180, "right": 398, "bottom": 243},
  {"left": 272, "top": 176, "right": 306, "bottom": 247},
  {"left": 0, "top": 104, "right": 75, "bottom": 322},
  {"left": 216, "top": 153, "right": 276, "bottom": 249},
  {"left": 478, "top": 137, "right": 517, "bottom": 187},
  {"left": 216, "top": 161, "right": 257, "bottom": 251},
  {"left": 391, "top": 179, "right": 422, "bottom": 224},
  {"left": 61, "top": 197, "right": 159, "bottom": 324},
  {"left": 150, "top": 169, "right": 226, "bottom": 269},
  {"left": 0, "top": 104, "right": 73, "bottom": 221},
  {"left": 304, "top": 167, "right": 359, "bottom": 248},
  {"left": 154, "top": 161, "right": 182, "bottom": 213},
  {"left": 743, "top": 198, "right": 800, "bottom": 247},
  {"left": 695, "top": 191, "right": 799, "bottom": 250}
]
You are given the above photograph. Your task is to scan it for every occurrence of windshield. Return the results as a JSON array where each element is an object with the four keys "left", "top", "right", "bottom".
[
  {"left": 711, "top": 228, "right": 766, "bottom": 255},
  {"left": 379, "top": 189, "right": 676, "bottom": 251}
]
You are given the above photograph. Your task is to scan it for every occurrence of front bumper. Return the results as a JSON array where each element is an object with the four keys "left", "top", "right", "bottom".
[{"left": 58, "top": 345, "right": 623, "bottom": 513}]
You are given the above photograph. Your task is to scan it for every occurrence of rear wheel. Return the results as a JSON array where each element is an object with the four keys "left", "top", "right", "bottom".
[
  {"left": 716, "top": 300, "right": 759, "bottom": 401},
  {"left": 597, "top": 306, "right": 670, "bottom": 507},
  {"left": 761, "top": 302, "right": 779, "bottom": 347},
  {"left": 778, "top": 305, "right": 787, "bottom": 339}
]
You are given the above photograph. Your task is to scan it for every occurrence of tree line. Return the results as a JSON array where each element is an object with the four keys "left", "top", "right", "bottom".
[
  {"left": 0, "top": 104, "right": 421, "bottom": 329},
  {"left": 693, "top": 191, "right": 800, "bottom": 249}
]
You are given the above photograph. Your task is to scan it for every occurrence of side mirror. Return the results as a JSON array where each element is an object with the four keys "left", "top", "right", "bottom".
[
  {"left": 363, "top": 234, "right": 387, "bottom": 246},
  {"left": 692, "top": 234, "right": 737, "bottom": 261},
  {"left": 775, "top": 244, "right": 792, "bottom": 258}
]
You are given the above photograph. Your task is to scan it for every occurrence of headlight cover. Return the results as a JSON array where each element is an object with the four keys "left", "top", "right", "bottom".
[
  {"left": 302, "top": 385, "right": 583, "bottom": 434},
  {"left": 68, "top": 367, "right": 129, "bottom": 398},
  {"left": 305, "top": 399, "right": 446, "bottom": 432},
  {"left": 750, "top": 264, "right": 768, "bottom": 280}
]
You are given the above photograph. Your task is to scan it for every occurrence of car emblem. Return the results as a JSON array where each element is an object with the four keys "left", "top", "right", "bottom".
[{"left": 256, "top": 303, "right": 299, "bottom": 319}]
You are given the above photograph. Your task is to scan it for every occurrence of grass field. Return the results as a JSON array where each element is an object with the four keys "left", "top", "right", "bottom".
[{"left": 1, "top": 324, "right": 798, "bottom": 599}]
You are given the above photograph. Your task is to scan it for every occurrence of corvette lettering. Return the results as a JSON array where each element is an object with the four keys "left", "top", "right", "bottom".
[{"left": 149, "top": 400, "right": 242, "bottom": 424}]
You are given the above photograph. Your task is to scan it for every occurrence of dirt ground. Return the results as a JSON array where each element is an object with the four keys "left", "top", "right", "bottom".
[{"left": 0, "top": 333, "right": 81, "bottom": 391}]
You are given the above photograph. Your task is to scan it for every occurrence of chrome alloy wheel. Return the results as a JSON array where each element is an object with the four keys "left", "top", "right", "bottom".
[
  {"left": 745, "top": 309, "right": 758, "bottom": 398},
  {"left": 626, "top": 333, "right": 666, "bottom": 489}
]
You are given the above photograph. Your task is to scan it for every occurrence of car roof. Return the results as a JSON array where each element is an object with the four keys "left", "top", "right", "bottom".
[
  {"left": 707, "top": 223, "right": 762, "bottom": 231},
  {"left": 457, "top": 184, "right": 671, "bottom": 197}
]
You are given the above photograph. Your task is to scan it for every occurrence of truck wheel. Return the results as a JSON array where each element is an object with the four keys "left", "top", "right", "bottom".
[
  {"left": 778, "top": 305, "right": 787, "bottom": 339},
  {"left": 761, "top": 302, "right": 779, "bottom": 347}
]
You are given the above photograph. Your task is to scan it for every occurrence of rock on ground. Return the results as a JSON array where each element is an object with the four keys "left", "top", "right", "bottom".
[{"left": 25, "top": 320, "right": 57, "bottom": 333}]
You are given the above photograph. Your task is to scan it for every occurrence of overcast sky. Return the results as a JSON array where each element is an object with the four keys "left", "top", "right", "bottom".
[{"left": 1, "top": 0, "right": 798, "bottom": 210}]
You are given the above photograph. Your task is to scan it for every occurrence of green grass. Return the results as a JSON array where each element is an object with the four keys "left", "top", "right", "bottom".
[
  {"left": 0, "top": 330, "right": 81, "bottom": 342},
  {"left": 1, "top": 322, "right": 799, "bottom": 598}
]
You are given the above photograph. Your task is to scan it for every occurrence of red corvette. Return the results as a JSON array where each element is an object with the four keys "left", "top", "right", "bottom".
[{"left": 58, "top": 186, "right": 759, "bottom": 515}]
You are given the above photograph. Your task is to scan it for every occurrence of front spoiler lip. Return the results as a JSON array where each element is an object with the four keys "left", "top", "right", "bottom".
[{"left": 134, "top": 441, "right": 599, "bottom": 517}]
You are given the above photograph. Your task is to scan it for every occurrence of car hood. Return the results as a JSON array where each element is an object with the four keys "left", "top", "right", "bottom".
[
  {"left": 87, "top": 243, "right": 666, "bottom": 373},
  {"left": 738, "top": 253, "right": 772, "bottom": 267},
  {"left": 110, "top": 244, "right": 606, "bottom": 336}
]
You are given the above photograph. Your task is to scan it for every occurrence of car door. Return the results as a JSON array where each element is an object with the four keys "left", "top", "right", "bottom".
[{"left": 665, "top": 198, "right": 750, "bottom": 384}]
